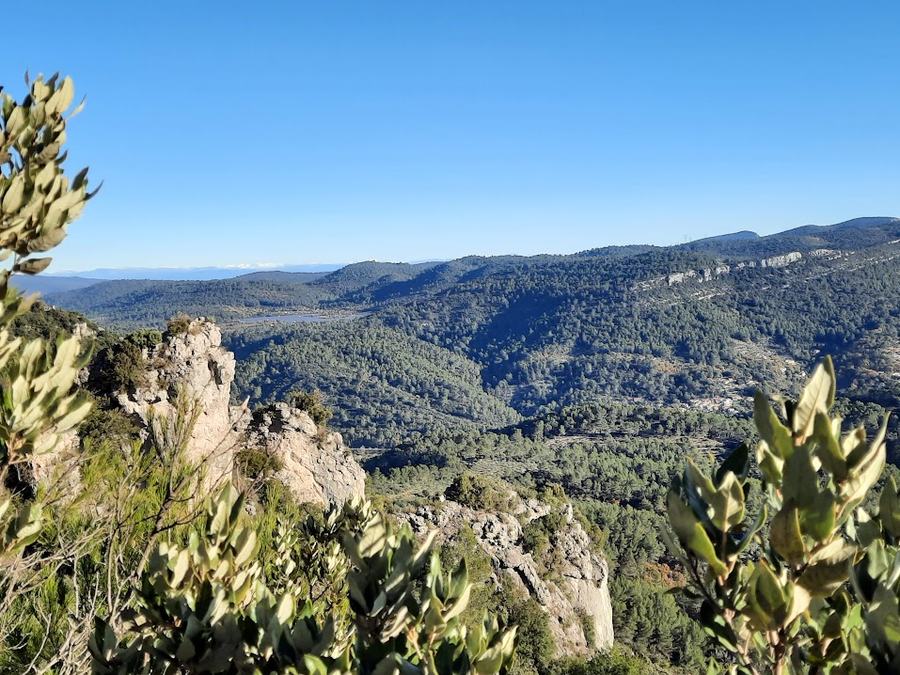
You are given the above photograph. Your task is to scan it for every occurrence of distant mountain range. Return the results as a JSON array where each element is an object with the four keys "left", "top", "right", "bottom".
[
  {"left": 43, "top": 263, "right": 344, "bottom": 282},
  {"left": 14, "top": 216, "right": 900, "bottom": 295}
]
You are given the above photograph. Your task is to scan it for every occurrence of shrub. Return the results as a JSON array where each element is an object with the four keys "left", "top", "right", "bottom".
[
  {"left": 90, "top": 486, "right": 517, "bottom": 673},
  {"left": 79, "top": 404, "right": 138, "bottom": 449},
  {"left": 439, "top": 522, "right": 497, "bottom": 624},
  {"left": 287, "top": 388, "right": 333, "bottom": 427},
  {"left": 164, "top": 313, "right": 192, "bottom": 336},
  {"left": 109, "top": 340, "right": 148, "bottom": 392},
  {"left": 446, "top": 472, "right": 516, "bottom": 512},
  {"left": 665, "top": 357, "right": 897, "bottom": 672},
  {"left": 125, "top": 328, "right": 162, "bottom": 351},
  {"left": 577, "top": 608, "right": 596, "bottom": 649},
  {"left": 501, "top": 581, "right": 555, "bottom": 675},
  {"left": 552, "top": 646, "right": 650, "bottom": 675},
  {"left": 0, "top": 73, "right": 95, "bottom": 560},
  {"left": 235, "top": 445, "right": 282, "bottom": 483},
  {"left": 522, "top": 510, "right": 568, "bottom": 579}
]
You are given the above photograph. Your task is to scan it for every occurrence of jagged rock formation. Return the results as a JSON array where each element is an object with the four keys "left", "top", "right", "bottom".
[
  {"left": 103, "top": 318, "right": 364, "bottom": 505},
  {"left": 115, "top": 319, "right": 241, "bottom": 487},
  {"left": 244, "top": 402, "right": 365, "bottom": 505},
  {"left": 401, "top": 494, "right": 614, "bottom": 656}
]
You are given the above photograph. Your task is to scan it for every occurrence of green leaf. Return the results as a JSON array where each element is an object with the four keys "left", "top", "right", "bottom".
[
  {"left": 771, "top": 503, "right": 806, "bottom": 566},
  {"left": 735, "top": 504, "right": 767, "bottom": 556},
  {"left": 799, "top": 490, "right": 836, "bottom": 543},
  {"left": 793, "top": 358, "right": 835, "bottom": 440},
  {"left": 842, "top": 435, "right": 886, "bottom": 507},
  {"left": 275, "top": 593, "right": 293, "bottom": 624},
  {"left": 813, "top": 412, "right": 847, "bottom": 481},
  {"left": 755, "top": 391, "right": 794, "bottom": 460},
  {"left": 783, "top": 445, "right": 820, "bottom": 508},
  {"left": 1, "top": 174, "right": 25, "bottom": 214},
  {"left": 880, "top": 477, "right": 900, "bottom": 539},
  {"left": 170, "top": 549, "right": 190, "bottom": 587},
  {"left": 757, "top": 441, "right": 784, "bottom": 484},
  {"left": 716, "top": 443, "right": 750, "bottom": 483},
  {"left": 666, "top": 488, "right": 727, "bottom": 576},
  {"left": 798, "top": 545, "right": 854, "bottom": 597},
  {"left": 303, "top": 654, "right": 329, "bottom": 675},
  {"left": 748, "top": 562, "right": 787, "bottom": 629},
  {"left": 699, "top": 599, "right": 738, "bottom": 651},
  {"left": 14, "top": 257, "right": 53, "bottom": 275},
  {"left": 712, "top": 471, "right": 746, "bottom": 532}
]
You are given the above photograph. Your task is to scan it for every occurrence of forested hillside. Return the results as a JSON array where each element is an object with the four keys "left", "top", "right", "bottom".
[
  {"left": 42, "top": 219, "right": 900, "bottom": 416},
  {"left": 34, "top": 216, "right": 900, "bottom": 669},
  {"left": 228, "top": 321, "right": 520, "bottom": 446},
  {"left": 209, "top": 217, "right": 899, "bottom": 442}
]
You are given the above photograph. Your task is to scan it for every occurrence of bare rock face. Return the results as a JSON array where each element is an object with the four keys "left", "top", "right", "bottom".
[
  {"left": 32, "top": 316, "right": 367, "bottom": 511},
  {"left": 402, "top": 494, "right": 614, "bottom": 655},
  {"left": 760, "top": 251, "right": 802, "bottom": 268},
  {"left": 243, "top": 402, "right": 365, "bottom": 506},
  {"left": 28, "top": 429, "right": 81, "bottom": 493},
  {"left": 115, "top": 319, "right": 242, "bottom": 488},
  {"left": 103, "top": 317, "right": 365, "bottom": 504}
]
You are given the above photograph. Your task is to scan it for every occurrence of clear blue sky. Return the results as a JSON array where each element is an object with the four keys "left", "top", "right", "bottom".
[{"left": 5, "top": 1, "right": 900, "bottom": 271}]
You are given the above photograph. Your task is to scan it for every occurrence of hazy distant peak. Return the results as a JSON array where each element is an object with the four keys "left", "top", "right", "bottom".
[{"left": 48, "top": 264, "right": 344, "bottom": 281}]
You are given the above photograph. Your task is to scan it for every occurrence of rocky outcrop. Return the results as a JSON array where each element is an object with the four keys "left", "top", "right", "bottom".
[
  {"left": 107, "top": 318, "right": 364, "bottom": 504},
  {"left": 401, "top": 494, "right": 613, "bottom": 656},
  {"left": 244, "top": 402, "right": 365, "bottom": 506},
  {"left": 635, "top": 250, "right": 805, "bottom": 292},
  {"left": 115, "top": 319, "right": 242, "bottom": 488},
  {"left": 760, "top": 251, "right": 802, "bottom": 268},
  {"left": 29, "top": 429, "right": 80, "bottom": 491},
  {"left": 666, "top": 269, "right": 697, "bottom": 286}
]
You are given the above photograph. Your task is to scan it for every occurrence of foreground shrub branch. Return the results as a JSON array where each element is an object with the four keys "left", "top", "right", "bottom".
[{"left": 666, "top": 357, "right": 897, "bottom": 673}]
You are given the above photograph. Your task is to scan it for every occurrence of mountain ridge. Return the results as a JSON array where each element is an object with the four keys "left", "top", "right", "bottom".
[{"left": 30, "top": 216, "right": 900, "bottom": 331}]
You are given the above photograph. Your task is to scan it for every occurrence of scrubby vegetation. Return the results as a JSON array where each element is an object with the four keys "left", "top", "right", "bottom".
[{"left": 287, "top": 388, "right": 333, "bottom": 428}]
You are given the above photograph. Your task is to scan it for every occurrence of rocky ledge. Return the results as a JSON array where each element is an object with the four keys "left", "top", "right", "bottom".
[{"left": 402, "top": 494, "right": 614, "bottom": 655}]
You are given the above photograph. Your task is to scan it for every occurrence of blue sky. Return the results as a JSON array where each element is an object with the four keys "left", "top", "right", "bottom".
[{"left": 4, "top": 2, "right": 900, "bottom": 271}]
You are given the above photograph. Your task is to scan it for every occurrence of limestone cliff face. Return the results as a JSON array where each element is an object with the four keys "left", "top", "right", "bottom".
[
  {"left": 115, "top": 319, "right": 241, "bottom": 487},
  {"left": 244, "top": 402, "right": 366, "bottom": 506},
  {"left": 402, "top": 495, "right": 614, "bottom": 655},
  {"left": 109, "top": 318, "right": 365, "bottom": 505}
]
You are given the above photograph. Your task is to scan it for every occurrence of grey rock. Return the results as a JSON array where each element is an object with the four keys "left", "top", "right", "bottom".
[
  {"left": 401, "top": 493, "right": 613, "bottom": 656},
  {"left": 109, "top": 318, "right": 365, "bottom": 505},
  {"left": 760, "top": 251, "right": 802, "bottom": 268},
  {"left": 115, "top": 318, "right": 240, "bottom": 490},
  {"left": 243, "top": 402, "right": 365, "bottom": 506}
]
